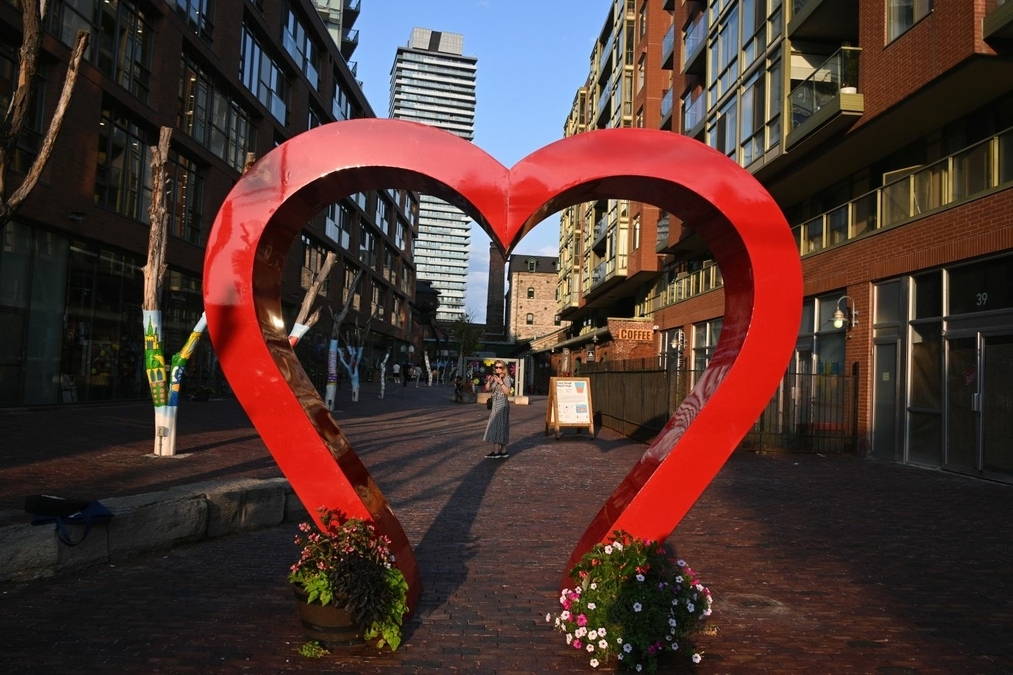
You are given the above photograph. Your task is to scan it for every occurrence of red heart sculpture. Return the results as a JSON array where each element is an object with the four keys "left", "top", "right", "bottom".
[{"left": 203, "top": 119, "right": 802, "bottom": 609}]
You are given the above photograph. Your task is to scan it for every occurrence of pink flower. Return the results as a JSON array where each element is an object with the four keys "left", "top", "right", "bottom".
[
  {"left": 573, "top": 640, "right": 582, "bottom": 650},
  {"left": 577, "top": 614, "right": 588, "bottom": 627}
]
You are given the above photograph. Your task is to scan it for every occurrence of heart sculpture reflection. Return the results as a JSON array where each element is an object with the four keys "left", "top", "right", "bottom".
[{"left": 203, "top": 119, "right": 802, "bottom": 611}]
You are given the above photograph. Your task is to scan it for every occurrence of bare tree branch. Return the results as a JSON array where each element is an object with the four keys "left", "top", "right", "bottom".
[
  {"left": 1, "top": 26, "right": 89, "bottom": 226},
  {"left": 329, "top": 268, "right": 364, "bottom": 338},
  {"left": 293, "top": 250, "right": 337, "bottom": 332},
  {"left": 142, "top": 127, "right": 172, "bottom": 310}
]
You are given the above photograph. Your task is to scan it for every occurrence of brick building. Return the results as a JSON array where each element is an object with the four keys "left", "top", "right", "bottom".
[
  {"left": 505, "top": 254, "right": 563, "bottom": 343},
  {"left": 0, "top": 0, "right": 420, "bottom": 406},
  {"left": 550, "top": 0, "right": 1013, "bottom": 481}
]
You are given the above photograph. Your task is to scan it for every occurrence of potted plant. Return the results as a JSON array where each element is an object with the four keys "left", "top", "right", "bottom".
[
  {"left": 548, "top": 530, "right": 713, "bottom": 673},
  {"left": 289, "top": 507, "right": 409, "bottom": 651}
]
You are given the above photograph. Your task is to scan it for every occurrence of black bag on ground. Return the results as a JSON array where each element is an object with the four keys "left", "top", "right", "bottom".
[{"left": 25, "top": 495, "right": 114, "bottom": 547}]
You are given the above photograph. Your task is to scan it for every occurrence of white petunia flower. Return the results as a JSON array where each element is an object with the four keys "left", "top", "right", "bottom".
[
  {"left": 636, "top": 665, "right": 642, "bottom": 672},
  {"left": 675, "top": 576, "right": 683, "bottom": 583},
  {"left": 586, "top": 644, "right": 594, "bottom": 653},
  {"left": 561, "top": 610, "right": 571, "bottom": 620},
  {"left": 687, "top": 602, "right": 695, "bottom": 612},
  {"left": 599, "top": 639, "right": 608, "bottom": 649},
  {"left": 546, "top": 613, "right": 552, "bottom": 623},
  {"left": 598, "top": 627, "right": 606, "bottom": 636},
  {"left": 590, "top": 582, "right": 598, "bottom": 590},
  {"left": 696, "top": 583, "right": 704, "bottom": 592},
  {"left": 703, "top": 608, "right": 713, "bottom": 617},
  {"left": 566, "top": 633, "right": 573, "bottom": 645},
  {"left": 590, "top": 658, "right": 599, "bottom": 668},
  {"left": 636, "top": 574, "right": 645, "bottom": 582},
  {"left": 614, "top": 542, "right": 623, "bottom": 550},
  {"left": 669, "top": 618, "right": 677, "bottom": 627},
  {"left": 588, "top": 630, "right": 598, "bottom": 640},
  {"left": 623, "top": 643, "right": 633, "bottom": 653},
  {"left": 692, "top": 653, "right": 703, "bottom": 663},
  {"left": 633, "top": 602, "right": 642, "bottom": 612},
  {"left": 604, "top": 545, "right": 613, "bottom": 554},
  {"left": 588, "top": 603, "right": 597, "bottom": 610},
  {"left": 677, "top": 559, "right": 686, "bottom": 567}
]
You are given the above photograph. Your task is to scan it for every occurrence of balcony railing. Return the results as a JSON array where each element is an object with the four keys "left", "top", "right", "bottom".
[
  {"left": 662, "top": 23, "right": 675, "bottom": 67},
  {"left": 652, "top": 263, "right": 724, "bottom": 312},
  {"left": 788, "top": 46, "right": 860, "bottom": 131},
  {"left": 791, "top": 126, "right": 1013, "bottom": 256},
  {"left": 683, "top": 17, "right": 705, "bottom": 63},
  {"left": 682, "top": 94, "right": 704, "bottom": 132},
  {"left": 661, "top": 87, "right": 673, "bottom": 121},
  {"left": 592, "top": 215, "right": 608, "bottom": 245},
  {"left": 344, "top": 0, "right": 360, "bottom": 12}
]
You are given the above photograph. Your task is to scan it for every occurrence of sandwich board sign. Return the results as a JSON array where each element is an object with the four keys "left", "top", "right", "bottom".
[{"left": 545, "top": 377, "right": 595, "bottom": 438}]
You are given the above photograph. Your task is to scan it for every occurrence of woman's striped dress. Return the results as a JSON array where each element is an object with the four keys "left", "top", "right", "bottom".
[{"left": 483, "top": 375, "right": 512, "bottom": 445}]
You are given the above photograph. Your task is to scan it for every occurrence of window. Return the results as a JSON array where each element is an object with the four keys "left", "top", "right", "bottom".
[
  {"left": 175, "top": 0, "right": 215, "bottom": 45},
  {"left": 527, "top": 258, "right": 537, "bottom": 272},
  {"left": 358, "top": 225, "right": 375, "bottom": 267},
  {"left": 692, "top": 318, "right": 723, "bottom": 370},
  {"left": 324, "top": 202, "right": 351, "bottom": 248},
  {"left": 525, "top": 313, "right": 534, "bottom": 325},
  {"left": 300, "top": 235, "right": 329, "bottom": 295},
  {"left": 51, "top": 0, "right": 153, "bottom": 103},
  {"left": 526, "top": 287, "right": 535, "bottom": 299},
  {"left": 240, "top": 25, "right": 289, "bottom": 124},
  {"left": 637, "top": 54, "right": 645, "bottom": 92},
  {"left": 178, "top": 54, "right": 253, "bottom": 172},
  {"left": 371, "top": 285, "right": 386, "bottom": 321},
  {"left": 95, "top": 106, "right": 152, "bottom": 221},
  {"left": 740, "top": 70, "right": 765, "bottom": 166},
  {"left": 333, "top": 79, "right": 351, "bottom": 121},
  {"left": 283, "top": 6, "right": 319, "bottom": 90},
  {"left": 887, "top": 0, "right": 933, "bottom": 43},
  {"left": 377, "top": 198, "right": 390, "bottom": 236},
  {"left": 165, "top": 152, "right": 204, "bottom": 244},
  {"left": 638, "top": 2, "right": 647, "bottom": 38},
  {"left": 343, "top": 264, "right": 360, "bottom": 308}
]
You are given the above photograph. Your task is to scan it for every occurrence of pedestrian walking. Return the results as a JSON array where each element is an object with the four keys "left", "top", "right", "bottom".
[
  {"left": 483, "top": 360, "right": 512, "bottom": 459},
  {"left": 392, "top": 362, "right": 401, "bottom": 384}
]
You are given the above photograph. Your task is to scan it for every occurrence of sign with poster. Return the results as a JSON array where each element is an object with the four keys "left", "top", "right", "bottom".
[{"left": 545, "top": 377, "right": 595, "bottom": 438}]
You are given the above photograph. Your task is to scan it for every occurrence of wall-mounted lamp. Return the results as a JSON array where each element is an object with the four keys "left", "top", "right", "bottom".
[{"left": 832, "top": 295, "right": 858, "bottom": 330}]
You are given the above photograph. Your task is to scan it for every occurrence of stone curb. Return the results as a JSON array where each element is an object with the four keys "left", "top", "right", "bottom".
[{"left": 0, "top": 477, "right": 307, "bottom": 583}]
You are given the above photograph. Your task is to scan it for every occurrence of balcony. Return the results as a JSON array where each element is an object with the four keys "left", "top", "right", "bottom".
[
  {"left": 341, "top": 28, "right": 358, "bottom": 60},
  {"left": 984, "top": 0, "right": 1013, "bottom": 40},
  {"left": 682, "top": 16, "right": 705, "bottom": 76},
  {"left": 787, "top": 0, "right": 858, "bottom": 42},
  {"left": 591, "top": 215, "right": 608, "bottom": 254},
  {"left": 662, "top": 23, "right": 675, "bottom": 70},
  {"left": 682, "top": 93, "right": 704, "bottom": 139},
  {"left": 343, "top": 0, "right": 360, "bottom": 22},
  {"left": 791, "top": 125, "right": 1013, "bottom": 256},
  {"left": 786, "top": 47, "right": 863, "bottom": 150},
  {"left": 652, "top": 263, "right": 723, "bottom": 312},
  {"left": 660, "top": 87, "right": 674, "bottom": 130},
  {"left": 588, "top": 254, "right": 628, "bottom": 294},
  {"left": 655, "top": 215, "right": 670, "bottom": 252}
]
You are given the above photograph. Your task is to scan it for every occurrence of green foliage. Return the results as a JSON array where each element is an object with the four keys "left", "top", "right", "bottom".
[
  {"left": 289, "top": 508, "right": 409, "bottom": 651},
  {"left": 549, "top": 531, "right": 713, "bottom": 673},
  {"left": 296, "top": 640, "right": 329, "bottom": 658}
]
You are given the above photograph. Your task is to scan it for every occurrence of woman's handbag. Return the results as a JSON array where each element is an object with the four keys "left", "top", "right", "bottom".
[
  {"left": 486, "top": 397, "right": 493, "bottom": 410},
  {"left": 25, "top": 495, "right": 114, "bottom": 546}
]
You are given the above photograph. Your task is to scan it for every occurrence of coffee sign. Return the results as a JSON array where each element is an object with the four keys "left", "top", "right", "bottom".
[{"left": 617, "top": 328, "right": 654, "bottom": 342}]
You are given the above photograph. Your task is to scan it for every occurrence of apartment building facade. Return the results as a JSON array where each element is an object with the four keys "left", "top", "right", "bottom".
[
  {"left": 0, "top": 0, "right": 420, "bottom": 407},
  {"left": 389, "top": 28, "right": 477, "bottom": 322},
  {"left": 554, "top": 0, "right": 1013, "bottom": 482}
]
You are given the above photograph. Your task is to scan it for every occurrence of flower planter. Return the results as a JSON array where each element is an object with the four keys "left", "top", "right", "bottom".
[{"left": 292, "top": 585, "right": 362, "bottom": 647}]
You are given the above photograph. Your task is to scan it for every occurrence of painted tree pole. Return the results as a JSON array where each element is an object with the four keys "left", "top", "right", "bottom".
[
  {"left": 337, "top": 342, "right": 364, "bottom": 402},
  {"left": 325, "top": 338, "right": 339, "bottom": 409},
  {"left": 143, "top": 127, "right": 208, "bottom": 456},
  {"left": 378, "top": 351, "right": 390, "bottom": 399}
]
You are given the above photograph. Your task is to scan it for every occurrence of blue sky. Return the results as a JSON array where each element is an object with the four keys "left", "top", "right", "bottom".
[{"left": 352, "top": 0, "right": 612, "bottom": 322}]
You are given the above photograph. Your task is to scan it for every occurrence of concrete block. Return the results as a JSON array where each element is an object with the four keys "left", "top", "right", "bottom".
[
  {"left": 56, "top": 523, "right": 111, "bottom": 574},
  {"left": 104, "top": 491, "right": 208, "bottom": 559},
  {"left": 511, "top": 396, "right": 530, "bottom": 405},
  {"left": 0, "top": 519, "right": 58, "bottom": 582},
  {"left": 193, "top": 478, "right": 287, "bottom": 538}
]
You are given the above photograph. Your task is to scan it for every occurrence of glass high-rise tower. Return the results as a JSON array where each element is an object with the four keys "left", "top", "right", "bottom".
[{"left": 389, "top": 28, "right": 477, "bottom": 321}]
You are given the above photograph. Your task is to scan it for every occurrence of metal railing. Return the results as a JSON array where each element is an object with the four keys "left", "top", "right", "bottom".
[
  {"left": 788, "top": 46, "right": 860, "bottom": 131},
  {"left": 582, "top": 359, "right": 858, "bottom": 452},
  {"left": 792, "top": 125, "right": 1013, "bottom": 256},
  {"left": 683, "top": 17, "right": 705, "bottom": 63}
]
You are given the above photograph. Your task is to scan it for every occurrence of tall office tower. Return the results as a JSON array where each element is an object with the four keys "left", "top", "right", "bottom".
[{"left": 389, "top": 28, "right": 477, "bottom": 321}]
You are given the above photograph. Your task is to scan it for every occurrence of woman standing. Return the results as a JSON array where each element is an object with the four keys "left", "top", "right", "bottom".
[{"left": 483, "top": 360, "right": 512, "bottom": 459}]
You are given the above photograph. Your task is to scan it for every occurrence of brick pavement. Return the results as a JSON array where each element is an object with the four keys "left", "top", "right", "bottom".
[{"left": 1, "top": 383, "right": 1013, "bottom": 673}]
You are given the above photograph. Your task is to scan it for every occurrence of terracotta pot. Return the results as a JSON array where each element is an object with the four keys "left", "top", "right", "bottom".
[{"left": 292, "top": 585, "right": 362, "bottom": 646}]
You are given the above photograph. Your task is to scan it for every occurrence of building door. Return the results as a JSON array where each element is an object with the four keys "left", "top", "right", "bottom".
[
  {"left": 871, "top": 341, "right": 899, "bottom": 460},
  {"left": 945, "top": 332, "right": 1013, "bottom": 477}
]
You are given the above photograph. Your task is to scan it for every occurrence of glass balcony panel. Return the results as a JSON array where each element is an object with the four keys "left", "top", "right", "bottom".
[
  {"left": 827, "top": 204, "right": 848, "bottom": 246},
  {"left": 1001, "top": 130, "right": 1013, "bottom": 184},
  {"left": 914, "top": 162, "right": 947, "bottom": 213},
  {"left": 851, "top": 191, "right": 878, "bottom": 238},
  {"left": 663, "top": 23, "right": 674, "bottom": 61},
  {"left": 661, "top": 88, "right": 673, "bottom": 119},
  {"left": 684, "top": 17, "right": 705, "bottom": 60},
  {"left": 882, "top": 179, "right": 911, "bottom": 227},
  {"left": 683, "top": 94, "right": 704, "bottom": 130},
  {"left": 952, "top": 142, "right": 992, "bottom": 201},
  {"left": 802, "top": 216, "right": 823, "bottom": 253}
]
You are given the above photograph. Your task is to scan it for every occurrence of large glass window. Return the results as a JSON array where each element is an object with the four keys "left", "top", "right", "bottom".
[
  {"left": 887, "top": 0, "right": 933, "bottom": 43},
  {"left": 95, "top": 105, "right": 152, "bottom": 221},
  {"left": 947, "top": 255, "right": 1012, "bottom": 315},
  {"left": 178, "top": 54, "right": 253, "bottom": 172},
  {"left": 692, "top": 318, "right": 723, "bottom": 370},
  {"left": 300, "top": 235, "right": 329, "bottom": 296},
  {"left": 175, "top": 0, "right": 214, "bottom": 45},
  {"left": 283, "top": 5, "right": 319, "bottom": 90},
  {"left": 332, "top": 79, "right": 351, "bottom": 121},
  {"left": 324, "top": 202, "right": 352, "bottom": 249},
  {"left": 240, "top": 25, "right": 289, "bottom": 124},
  {"left": 51, "top": 0, "right": 153, "bottom": 102},
  {"left": 165, "top": 152, "right": 204, "bottom": 245},
  {"left": 741, "top": 69, "right": 765, "bottom": 165}
]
